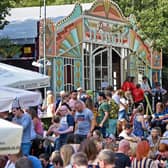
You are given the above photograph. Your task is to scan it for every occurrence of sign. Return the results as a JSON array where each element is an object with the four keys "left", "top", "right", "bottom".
[{"left": 84, "top": 18, "right": 129, "bottom": 48}]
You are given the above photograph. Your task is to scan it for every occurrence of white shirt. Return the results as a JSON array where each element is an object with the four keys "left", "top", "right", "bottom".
[
  {"left": 4, "top": 160, "right": 15, "bottom": 168},
  {"left": 119, "top": 97, "right": 128, "bottom": 111},
  {"left": 112, "top": 94, "right": 120, "bottom": 104}
]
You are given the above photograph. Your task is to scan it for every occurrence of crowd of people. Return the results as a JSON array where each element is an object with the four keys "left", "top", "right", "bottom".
[{"left": 0, "top": 75, "right": 168, "bottom": 168}]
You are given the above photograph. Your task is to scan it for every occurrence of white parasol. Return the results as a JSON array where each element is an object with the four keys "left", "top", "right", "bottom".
[{"left": 0, "top": 119, "right": 23, "bottom": 155}]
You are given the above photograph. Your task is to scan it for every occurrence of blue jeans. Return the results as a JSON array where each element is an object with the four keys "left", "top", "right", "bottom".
[
  {"left": 118, "top": 109, "right": 127, "bottom": 120},
  {"left": 54, "top": 135, "right": 67, "bottom": 151},
  {"left": 54, "top": 138, "right": 60, "bottom": 151},
  {"left": 21, "top": 142, "right": 32, "bottom": 156},
  {"left": 107, "top": 119, "right": 117, "bottom": 136}
]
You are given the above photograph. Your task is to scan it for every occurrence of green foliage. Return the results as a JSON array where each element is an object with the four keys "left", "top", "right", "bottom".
[
  {"left": 12, "top": 0, "right": 168, "bottom": 52},
  {"left": 113, "top": 0, "right": 168, "bottom": 51},
  {"left": 0, "top": 0, "right": 20, "bottom": 29},
  {"left": 0, "top": 38, "right": 21, "bottom": 59},
  {"left": 2, "top": 0, "right": 168, "bottom": 83}
]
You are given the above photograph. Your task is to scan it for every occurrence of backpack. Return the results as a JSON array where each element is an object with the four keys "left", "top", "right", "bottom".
[{"left": 108, "top": 99, "right": 119, "bottom": 119}]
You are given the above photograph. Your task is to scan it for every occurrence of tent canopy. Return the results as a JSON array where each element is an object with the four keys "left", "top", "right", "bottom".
[
  {"left": 0, "top": 119, "right": 23, "bottom": 155},
  {"left": 0, "top": 63, "right": 50, "bottom": 89},
  {"left": 0, "top": 86, "right": 42, "bottom": 112}
]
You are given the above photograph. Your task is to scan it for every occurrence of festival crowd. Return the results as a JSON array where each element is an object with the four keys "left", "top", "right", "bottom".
[{"left": 0, "top": 76, "right": 168, "bottom": 168}]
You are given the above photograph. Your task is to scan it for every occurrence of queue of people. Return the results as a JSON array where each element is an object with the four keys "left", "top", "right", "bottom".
[{"left": 0, "top": 75, "right": 168, "bottom": 168}]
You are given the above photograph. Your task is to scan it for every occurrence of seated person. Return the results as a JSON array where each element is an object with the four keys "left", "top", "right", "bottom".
[
  {"left": 160, "top": 124, "right": 168, "bottom": 145},
  {"left": 119, "top": 123, "right": 140, "bottom": 157},
  {"left": 147, "top": 127, "right": 161, "bottom": 158},
  {"left": 151, "top": 102, "right": 167, "bottom": 134},
  {"left": 119, "top": 123, "right": 140, "bottom": 142}
]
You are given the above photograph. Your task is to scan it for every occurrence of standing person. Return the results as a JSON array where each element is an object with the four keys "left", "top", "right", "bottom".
[
  {"left": 28, "top": 108, "right": 44, "bottom": 157},
  {"left": 77, "top": 87, "right": 86, "bottom": 101},
  {"left": 12, "top": 100, "right": 32, "bottom": 156},
  {"left": 97, "top": 149, "right": 115, "bottom": 168},
  {"left": 118, "top": 90, "right": 129, "bottom": 122},
  {"left": 114, "top": 139, "right": 131, "bottom": 168},
  {"left": 132, "top": 84, "right": 144, "bottom": 108},
  {"left": 74, "top": 100, "right": 95, "bottom": 142},
  {"left": 53, "top": 105, "right": 74, "bottom": 150},
  {"left": 55, "top": 90, "right": 66, "bottom": 111},
  {"left": 112, "top": 90, "right": 128, "bottom": 135},
  {"left": 42, "top": 90, "right": 56, "bottom": 117},
  {"left": 85, "top": 96, "right": 98, "bottom": 129},
  {"left": 29, "top": 108, "right": 44, "bottom": 138},
  {"left": 131, "top": 140, "right": 158, "bottom": 168},
  {"left": 141, "top": 76, "right": 153, "bottom": 117},
  {"left": 69, "top": 90, "right": 78, "bottom": 115},
  {"left": 121, "top": 76, "right": 135, "bottom": 105},
  {"left": 96, "top": 92, "right": 110, "bottom": 138},
  {"left": 105, "top": 91, "right": 119, "bottom": 136},
  {"left": 121, "top": 76, "right": 134, "bottom": 92},
  {"left": 141, "top": 76, "right": 152, "bottom": 93}
]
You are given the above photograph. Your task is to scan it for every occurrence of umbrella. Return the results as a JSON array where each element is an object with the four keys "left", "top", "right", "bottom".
[
  {"left": 0, "top": 86, "right": 42, "bottom": 112},
  {"left": 0, "top": 63, "right": 50, "bottom": 90},
  {"left": 0, "top": 118, "right": 23, "bottom": 155}
]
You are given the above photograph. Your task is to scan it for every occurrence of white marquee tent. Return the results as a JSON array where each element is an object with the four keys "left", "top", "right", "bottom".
[
  {"left": 0, "top": 63, "right": 50, "bottom": 90},
  {"left": 0, "top": 118, "right": 23, "bottom": 155},
  {"left": 0, "top": 86, "right": 42, "bottom": 112}
]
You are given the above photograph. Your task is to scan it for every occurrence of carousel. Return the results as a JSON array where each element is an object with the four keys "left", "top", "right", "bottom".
[{"left": 39, "top": 0, "right": 162, "bottom": 95}]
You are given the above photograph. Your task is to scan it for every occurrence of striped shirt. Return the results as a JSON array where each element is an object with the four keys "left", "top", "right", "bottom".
[{"left": 131, "top": 157, "right": 158, "bottom": 168}]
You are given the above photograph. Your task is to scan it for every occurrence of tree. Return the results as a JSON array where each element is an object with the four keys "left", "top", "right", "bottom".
[
  {"left": 115, "top": 0, "right": 168, "bottom": 87},
  {"left": 0, "top": 0, "right": 20, "bottom": 29},
  {"left": 8, "top": 0, "right": 168, "bottom": 86}
]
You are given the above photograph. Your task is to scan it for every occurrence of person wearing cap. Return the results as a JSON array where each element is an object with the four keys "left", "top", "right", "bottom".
[
  {"left": 55, "top": 90, "right": 66, "bottom": 110},
  {"left": 96, "top": 92, "right": 110, "bottom": 138},
  {"left": 77, "top": 87, "right": 84, "bottom": 100},
  {"left": 12, "top": 99, "right": 32, "bottom": 156}
]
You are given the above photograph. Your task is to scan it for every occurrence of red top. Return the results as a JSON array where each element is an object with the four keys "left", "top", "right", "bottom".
[
  {"left": 132, "top": 88, "right": 144, "bottom": 103},
  {"left": 121, "top": 81, "right": 135, "bottom": 92}
]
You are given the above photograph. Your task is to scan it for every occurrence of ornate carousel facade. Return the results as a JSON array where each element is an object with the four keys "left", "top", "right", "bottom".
[{"left": 39, "top": 0, "right": 162, "bottom": 95}]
